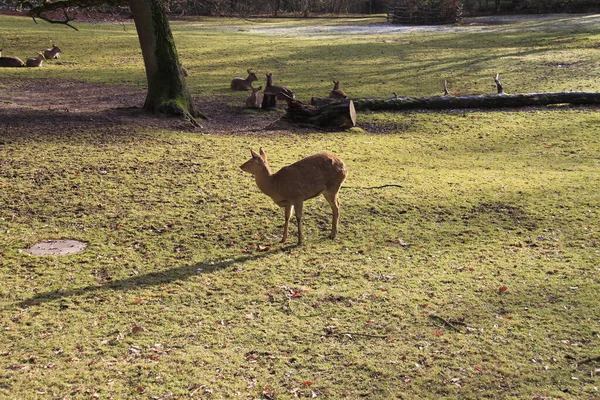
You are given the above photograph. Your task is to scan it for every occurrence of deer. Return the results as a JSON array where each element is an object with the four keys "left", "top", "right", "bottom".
[
  {"left": 231, "top": 69, "right": 258, "bottom": 91},
  {"left": 26, "top": 52, "right": 46, "bottom": 67},
  {"left": 245, "top": 86, "right": 263, "bottom": 108},
  {"left": 43, "top": 44, "right": 62, "bottom": 60},
  {"left": 240, "top": 148, "right": 348, "bottom": 246},
  {"left": 265, "top": 73, "right": 295, "bottom": 101},
  {"left": 329, "top": 80, "right": 348, "bottom": 99},
  {"left": 0, "top": 49, "right": 25, "bottom": 67}
]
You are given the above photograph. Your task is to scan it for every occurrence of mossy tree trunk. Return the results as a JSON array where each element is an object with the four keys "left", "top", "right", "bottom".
[
  {"left": 128, "top": 0, "right": 204, "bottom": 120},
  {"left": 28, "top": 0, "right": 205, "bottom": 121}
]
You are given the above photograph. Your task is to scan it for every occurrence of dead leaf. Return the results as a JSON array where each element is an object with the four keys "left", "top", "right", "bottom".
[
  {"left": 131, "top": 326, "right": 146, "bottom": 334},
  {"left": 498, "top": 286, "right": 509, "bottom": 293}
]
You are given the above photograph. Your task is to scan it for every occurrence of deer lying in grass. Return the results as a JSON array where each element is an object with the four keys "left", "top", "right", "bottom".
[
  {"left": 231, "top": 69, "right": 258, "bottom": 91},
  {"left": 246, "top": 86, "right": 263, "bottom": 108},
  {"left": 265, "top": 73, "right": 295, "bottom": 100},
  {"left": 26, "top": 53, "right": 46, "bottom": 67},
  {"left": 240, "top": 148, "right": 348, "bottom": 246},
  {"left": 43, "top": 45, "right": 62, "bottom": 60},
  {"left": 0, "top": 49, "right": 25, "bottom": 67},
  {"left": 329, "top": 80, "right": 348, "bottom": 99}
]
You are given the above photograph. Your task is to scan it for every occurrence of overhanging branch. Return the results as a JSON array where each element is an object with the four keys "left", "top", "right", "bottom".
[{"left": 23, "top": 0, "right": 128, "bottom": 30}]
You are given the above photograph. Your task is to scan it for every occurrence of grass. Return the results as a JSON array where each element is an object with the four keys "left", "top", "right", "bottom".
[{"left": 1, "top": 13, "right": 600, "bottom": 399}]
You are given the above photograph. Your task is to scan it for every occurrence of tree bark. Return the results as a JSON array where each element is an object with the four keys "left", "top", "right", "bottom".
[
  {"left": 285, "top": 99, "right": 356, "bottom": 129},
  {"left": 311, "top": 92, "right": 600, "bottom": 112},
  {"left": 129, "top": 0, "right": 205, "bottom": 122}
]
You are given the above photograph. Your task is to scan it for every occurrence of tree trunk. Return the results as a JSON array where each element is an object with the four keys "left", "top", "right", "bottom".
[
  {"left": 311, "top": 92, "right": 600, "bottom": 112},
  {"left": 285, "top": 99, "right": 356, "bottom": 129},
  {"left": 128, "top": 0, "right": 205, "bottom": 121}
]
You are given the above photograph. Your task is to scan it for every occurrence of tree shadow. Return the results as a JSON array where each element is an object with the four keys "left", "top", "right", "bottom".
[{"left": 9, "top": 250, "right": 284, "bottom": 310}]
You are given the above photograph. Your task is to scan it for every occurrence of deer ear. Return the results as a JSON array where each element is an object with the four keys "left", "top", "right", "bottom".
[
  {"left": 259, "top": 147, "right": 267, "bottom": 159},
  {"left": 250, "top": 148, "right": 261, "bottom": 159}
]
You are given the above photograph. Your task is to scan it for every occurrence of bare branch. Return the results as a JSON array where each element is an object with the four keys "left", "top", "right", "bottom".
[{"left": 23, "top": 0, "right": 128, "bottom": 30}]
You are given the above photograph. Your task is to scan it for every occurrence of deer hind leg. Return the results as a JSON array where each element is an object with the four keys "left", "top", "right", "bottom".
[
  {"left": 323, "top": 190, "right": 340, "bottom": 239},
  {"left": 282, "top": 205, "right": 293, "bottom": 243},
  {"left": 294, "top": 201, "right": 304, "bottom": 246}
]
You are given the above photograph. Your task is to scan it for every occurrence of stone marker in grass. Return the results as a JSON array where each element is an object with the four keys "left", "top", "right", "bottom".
[{"left": 28, "top": 240, "right": 87, "bottom": 256}]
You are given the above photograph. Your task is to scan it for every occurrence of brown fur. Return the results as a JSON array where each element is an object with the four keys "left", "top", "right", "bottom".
[
  {"left": 26, "top": 53, "right": 45, "bottom": 68},
  {"left": 44, "top": 45, "right": 62, "bottom": 60},
  {"left": 245, "top": 86, "right": 263, "bottom": 108},
  {"left": 0, "top": 49, "right": 25, "bottom": 67},
  {"left": 240, "top": 148, "right": 347, "bottom": 245},
  {"left": 329, "top": 80, "right": 348, "bottom": 99},
  {"left": 231, "top": 69, "right": 258, "bottom": 91},
  {"left": 264, "top": 73, "right": 295, "bottom": 101}
]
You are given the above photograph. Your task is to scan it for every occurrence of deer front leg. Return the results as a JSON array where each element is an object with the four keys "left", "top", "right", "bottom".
[
  {"left": 323, "top": 191, "right": 340, "bottom": 239},
  {"left": 294, "top": 201, "right": 304, "bottom": 246},
  {"left": 282, "top": 205, "right": 292, "bottom": 243}
]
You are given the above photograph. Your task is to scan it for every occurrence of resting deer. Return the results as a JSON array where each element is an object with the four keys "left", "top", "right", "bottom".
[
  {"left": 246, "top": 86, "right": 263, "bottom": 108},
  {"left": 44, "top": 45, "right": 62, "bottom": 60},
  {"left": 0, "top": 49, "right": 25, "bottom": 67},
  {"left": 231, "top": 69, "right": 258, "bottom": 91},
  {"left": 265, "top": 73, "right": 295, "bottom": 101},
  {"left": 240, "top": 148, "right": 348, "bottom": 246},
  {"left": 26, "top": 52, "right": 46, "bottom": 67},
  {"left": 329, "top": 80, "right": 348, "bottom": 99}
]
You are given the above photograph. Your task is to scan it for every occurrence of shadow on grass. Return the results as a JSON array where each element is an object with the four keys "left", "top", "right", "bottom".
[{"left": 9, "top": 249, "right": 290, "bottom": 309}]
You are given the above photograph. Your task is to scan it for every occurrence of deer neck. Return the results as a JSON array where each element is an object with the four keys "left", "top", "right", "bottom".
[{"left": 253, "top": 164, "right": 275, "bottom": 195}]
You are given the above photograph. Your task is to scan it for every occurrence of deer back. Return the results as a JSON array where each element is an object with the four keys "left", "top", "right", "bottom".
[
  {"left": 26, "top": 53, "right": 45, "bottom": 67},
  {"left": 329, "top": 80, "right": 348, "bottom": 99},
  {"left": 44, "top": 45, "right": 62, "bottom": 59},
  {"left": 264, "top": 73, "right": 295, "bottom": 100},
  {"left": 271, "top": 154, "right": 347, "bottom": 201},
  {"left": 231, "top": 69, "right": 258, "bottom": 91},
  {"left": 245, "top": 86, "right": 263, "bottom": 108},
  {"left": 0, "top": 56, "right": 25, "bottom": 67}
]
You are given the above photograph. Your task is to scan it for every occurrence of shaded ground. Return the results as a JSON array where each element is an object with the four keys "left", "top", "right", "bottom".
[{"left": 0, "top": 78, "right": 285, "bottom": 137}]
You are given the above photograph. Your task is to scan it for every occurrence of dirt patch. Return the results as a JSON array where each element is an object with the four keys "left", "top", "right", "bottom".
[{"left": 0, "top": 78, "right": 288, "bottom": 137}]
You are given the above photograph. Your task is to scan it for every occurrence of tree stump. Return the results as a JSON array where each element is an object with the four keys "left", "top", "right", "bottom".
[
  {"left": 261, "top": 93, "right": 278, "bottom": 110},
  {"left": 285, "top": 99, "right": 356, "bottom": 129}
]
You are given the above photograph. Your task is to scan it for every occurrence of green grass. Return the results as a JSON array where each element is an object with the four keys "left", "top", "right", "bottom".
[{"left": 1, "top": 13, "right": 600, "bottom": 399}]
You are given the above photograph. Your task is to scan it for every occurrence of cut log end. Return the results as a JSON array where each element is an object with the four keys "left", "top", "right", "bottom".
[{"left": 286, "top": 99, "right": 356, "bottom": 130}]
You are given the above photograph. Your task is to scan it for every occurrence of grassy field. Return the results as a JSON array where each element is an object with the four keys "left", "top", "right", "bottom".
[{"left": 1, "top": 13, "right": 600, "bottom": 399}]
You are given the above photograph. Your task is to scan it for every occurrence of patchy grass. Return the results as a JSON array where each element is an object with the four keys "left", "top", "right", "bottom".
[
  {"left": 0, "top": 14, "right": 599, "bottom": 98},
  {"left": 1, "top": 13, "right": 600, "bottom": 400}
]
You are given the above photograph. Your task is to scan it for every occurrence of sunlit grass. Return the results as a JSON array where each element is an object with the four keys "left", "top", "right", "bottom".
[{"left": 1, "top": 13, "right": 600, "bottom": 399}]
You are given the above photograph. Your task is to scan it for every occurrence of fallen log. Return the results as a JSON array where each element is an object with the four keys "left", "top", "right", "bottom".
[
  {"left": 311, "top": 91, "right": 600, "bottom": 112},
  {"left": 285, "top": 98, "right": 356, "bottom": 129}
]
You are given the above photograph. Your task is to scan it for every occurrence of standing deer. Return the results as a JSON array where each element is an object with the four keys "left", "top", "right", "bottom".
[
  {"left": 26, "top": 52, "right": 46, "bottom": 67},
  {"left": 329, "top": 80, "right": 348, "bottom": 99},
  {"left": 240, "top": 148, "right": 348, "bottom": 246},
  {"left": 265, "top": 73, "right": 295, "bottom": 100},
  {"left": 0, "top": 49, "right": 25, "bottom": 67},
  {"left": 231, "top": 69, "right": 258, "bottom": 91},
  {"left": 43, "top": 45, "right": 62, "bottom": 60},
  {"left": 245, "top": 86, "right": 263, "bottom": 108}
]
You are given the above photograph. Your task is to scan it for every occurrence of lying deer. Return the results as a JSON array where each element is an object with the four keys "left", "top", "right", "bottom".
[
  {"left": 246, "top": 86, "right": 263, "bottom": 108},
  {"left": 0, "top": 49, "right": 25, "bottom": 67},
  {"left": 231, "top": 69, "right": 258, "bottom": 91},
  {"left": 240, "top": 148, "right": 348, "bottom": 246},
  {"left": 26, "top": 53, "right": 46, "bottom": 67},
  {"left": 43, "top": 45, "right": 62, "bottom": 60},
  {"left": 329, "top": 80, "right": 348, "bottom": 99},
  {"left": 265, "top": 73, "right": 295, "bottom": 101}
]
